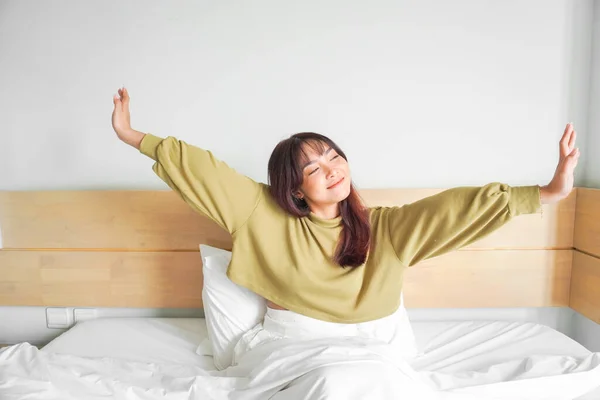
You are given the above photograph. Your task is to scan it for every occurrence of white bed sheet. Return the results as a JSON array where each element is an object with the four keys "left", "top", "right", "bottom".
[
  {"left": 41, "top": 317, "right": 591, "bottom": 371},
  {"left": 3, "top": 317, "right": 595, "bottom": 399},
  {"left": 411, "top": 320, "right": 591, "bottom": 372}
]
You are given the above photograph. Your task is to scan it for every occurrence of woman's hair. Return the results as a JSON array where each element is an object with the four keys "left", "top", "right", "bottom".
[{"left": 267, "top": 132, "right": 371, "bottom": 268}]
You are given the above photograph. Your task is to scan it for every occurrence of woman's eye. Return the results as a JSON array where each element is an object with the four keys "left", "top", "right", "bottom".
[
  {"left": 309, "top": 167, "right": 319, "bottom": 175},
  {"left": 331, "top": 155, "right": 339, "bottom": 161}
]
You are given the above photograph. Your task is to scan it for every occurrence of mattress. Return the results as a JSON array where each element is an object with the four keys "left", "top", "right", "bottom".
[{"left": 3, "top": 317, "right": 595, "bottom": 399}]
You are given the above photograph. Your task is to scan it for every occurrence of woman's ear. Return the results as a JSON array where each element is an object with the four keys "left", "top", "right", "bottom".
[{"left": 294, "top": 190, "right": 304, "bottom": 200}]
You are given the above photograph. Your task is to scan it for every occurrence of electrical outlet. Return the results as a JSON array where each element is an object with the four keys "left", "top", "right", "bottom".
[
  {"left": 46, "top": 307, "right": 73, "bottom": 329},
  {"left": 73, "top": 308, "right": 98, "bottom": 323}
]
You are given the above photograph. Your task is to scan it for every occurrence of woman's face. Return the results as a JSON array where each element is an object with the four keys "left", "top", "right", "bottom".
[{"left": 297, "top": 142, "right": 351, "bottom": 217}]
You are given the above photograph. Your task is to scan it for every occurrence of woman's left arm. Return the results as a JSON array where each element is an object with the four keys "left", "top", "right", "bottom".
[{"left": 387, "top": 123, "right": 580, "bottom": 267}]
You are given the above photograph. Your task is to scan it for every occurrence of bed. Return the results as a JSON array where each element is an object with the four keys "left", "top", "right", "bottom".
[
  {"left": 1, "top": 187, "right": 599, "bottom": 399},
  {"left": 0, "top": 317, "right": 594, "bottom": 399}
]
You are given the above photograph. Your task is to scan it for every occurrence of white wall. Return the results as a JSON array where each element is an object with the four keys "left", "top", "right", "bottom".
[
  {"left": 584, "top": 0, "right": 600, "bottom": 188},
  {"left": 1, "top": 0, "right": 598, "bottom": 348},
  {"left": 0, "top": 0, "right": 593, "bottom": 191},
  {"left": 572, "top": 311, "right": 600, "bottom": 352}
]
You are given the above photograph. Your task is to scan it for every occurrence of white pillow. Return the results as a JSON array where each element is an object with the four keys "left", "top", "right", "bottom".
[{"left": 197, "top": 244, "right": 267, "bottom": 370}]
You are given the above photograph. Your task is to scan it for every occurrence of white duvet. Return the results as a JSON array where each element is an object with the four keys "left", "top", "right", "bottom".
[{"left": 1, "top": 324, "right": 600, "bottom": 400}]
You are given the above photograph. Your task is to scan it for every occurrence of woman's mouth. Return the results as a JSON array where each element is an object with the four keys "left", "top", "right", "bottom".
[{"left": 327, "top": 177, "right": 344, "bottom": 189}]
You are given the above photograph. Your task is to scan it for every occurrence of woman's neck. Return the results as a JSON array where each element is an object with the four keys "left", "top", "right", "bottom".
[{"left": 309, "top": 203, "right": 340, "bottom": 220}]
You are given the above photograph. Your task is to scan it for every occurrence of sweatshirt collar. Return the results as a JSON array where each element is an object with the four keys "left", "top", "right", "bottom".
[{"left": 307, "top": 212, "right": 343, "bottom": 228}]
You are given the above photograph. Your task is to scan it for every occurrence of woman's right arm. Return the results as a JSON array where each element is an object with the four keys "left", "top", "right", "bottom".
[{"left": 111, "top": 87, "right": 262, "bottom": 235}]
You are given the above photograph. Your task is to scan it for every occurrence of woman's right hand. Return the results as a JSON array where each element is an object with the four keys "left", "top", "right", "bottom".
[{"left": 112, "top": 87, "right": 144, "bottom": 148}]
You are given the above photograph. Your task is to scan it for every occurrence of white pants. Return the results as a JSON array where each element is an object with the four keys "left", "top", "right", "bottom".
[{"left": 233, "top": 300, "right": 419, "bottom": 365}]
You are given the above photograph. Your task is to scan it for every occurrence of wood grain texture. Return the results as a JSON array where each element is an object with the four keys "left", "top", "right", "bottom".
[
  {"left": 0, "top": 188, "right": 575, "bottom": 251},
  {"left": 0, "top": 249, "right": 570, "bottom": 308},
  {"left": 0, "top": 188, "right": 581, "bottom": 309},
  {"left": 0, "top": 191, "right": 232, "bottom": 251},
  {"left": 403, "top": 249, "right": 573, "bottom": 308},
  {"left": 574, "top": 188, "right": 600, "bottom": 258},
  {"left": 570, "top": 251, "right": 600, "bottom": 324},
  {"left": 0, "top": 251, "right": 203, "bottom": 307}
]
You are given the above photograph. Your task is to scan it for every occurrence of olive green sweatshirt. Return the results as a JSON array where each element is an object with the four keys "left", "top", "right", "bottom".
[{"left": 140, "top": 133, "right": 542, "bottom": 323}]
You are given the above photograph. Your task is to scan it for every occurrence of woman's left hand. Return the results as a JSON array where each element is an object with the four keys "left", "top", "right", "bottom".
[{"left": 540, "top": 123, "right": 580, "bottom": 204}]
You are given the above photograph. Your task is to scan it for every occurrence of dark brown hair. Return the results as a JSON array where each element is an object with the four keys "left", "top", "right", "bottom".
[{"left": 267, "top": 132, "right": 370, "bottom": 268}]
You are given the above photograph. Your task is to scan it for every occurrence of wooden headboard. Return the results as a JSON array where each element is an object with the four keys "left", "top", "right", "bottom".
[
  {"left": 570, "top": 188, "right": 600, "bottom": 324},
  {"left": 0, "top": 187, "right": 595, "bottom": 319}
]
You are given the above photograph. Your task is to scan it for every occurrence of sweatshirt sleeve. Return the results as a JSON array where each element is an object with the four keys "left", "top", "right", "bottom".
[
  {"left": 386, "top": 183, "right": 541, "bottom": 267},
  {"left": 139, "top": 133, "right": 262, "bottom": 234}
]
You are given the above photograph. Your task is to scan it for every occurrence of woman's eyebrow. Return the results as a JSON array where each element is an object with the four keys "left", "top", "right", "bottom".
[{"left": 302, "top": 148, "right": 333, "bottom": 169}]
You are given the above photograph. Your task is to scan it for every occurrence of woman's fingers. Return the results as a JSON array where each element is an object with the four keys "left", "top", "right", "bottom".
[
  {"left": 122, "top": 87, "right": 129, "bottom": 105},
  {"left": 568, "top": 128, "right": 576, "bottom": 151},
  {"left": 559, "top": 123, "right": 573, "bottom": 159},
  {"left": 113, "top": 93, "right": 122, "bottom": 111},
  {"left": 112, "top": 87, "right": 130, "bottom": 116},
  {"left": 115, "top": 87, "right": 128, "bottom": 103},
  {"left": 562, "top": 147, "right": 580, "bottom": 173}
]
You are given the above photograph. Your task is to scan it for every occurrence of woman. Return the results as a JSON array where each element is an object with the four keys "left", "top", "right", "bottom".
[
  {"left": 111, "top": 87, "right": 579, "bottom": 323},
  {"left": 111, "top": 87, "right": 581, "bottom": 397}
]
